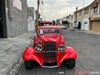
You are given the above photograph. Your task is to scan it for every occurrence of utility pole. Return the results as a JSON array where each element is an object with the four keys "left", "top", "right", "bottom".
[
  {"left": 75, "top": 7, "right": 78, "bottom": 30},
  {"left": 83, "top": 0, "right": 85, "bottom": 30},
  {"left": 36, "top": 0, "right": 40, "bottom": 29}
]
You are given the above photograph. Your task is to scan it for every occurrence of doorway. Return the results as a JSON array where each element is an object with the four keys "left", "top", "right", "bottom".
[
  {"left": 78, "top": 22, "right": 81, "bottom": 30},
  {"left": 0, "top": 0, "right": 7, "bottom": 38}
]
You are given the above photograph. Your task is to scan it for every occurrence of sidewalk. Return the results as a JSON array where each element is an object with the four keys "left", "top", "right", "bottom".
[
  {"left": 0, "top": 31, "right": 34, "bottom": 75},
  {"left": 81, "top": 30, "right": 100, "bottom": 36}
]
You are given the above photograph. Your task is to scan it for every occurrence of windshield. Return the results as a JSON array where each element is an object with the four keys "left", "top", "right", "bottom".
[
  {"left": 38, "top": 29, "right": 61, "bottom": 34},
  {"left": 40, "top": 23, "right": 52, "bottom": 26}
]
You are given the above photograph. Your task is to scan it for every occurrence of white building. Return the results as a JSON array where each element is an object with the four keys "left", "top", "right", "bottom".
[
  {"left": 27, "top": 7, "right": 37, "bottom": 32},
  {"left": 67, "top": 14, "right": 75, "bottom": 27}
]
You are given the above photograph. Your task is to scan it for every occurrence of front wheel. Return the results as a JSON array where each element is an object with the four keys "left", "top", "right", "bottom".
[
  {"left": 66, "top": 59, "right": 76, "bottom": 69},
  {"left": 25, "top": 61, "right": 34, "bottom": 70}
]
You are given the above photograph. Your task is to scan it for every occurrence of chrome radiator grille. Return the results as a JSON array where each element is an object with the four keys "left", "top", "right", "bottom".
[{"left": 44, "top": 42, "right": 56, "bottom": 58}]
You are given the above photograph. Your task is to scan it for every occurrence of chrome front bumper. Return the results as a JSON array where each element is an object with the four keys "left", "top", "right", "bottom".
[{"left": 41, "top": 65, "right": 58, "bottom": 68}]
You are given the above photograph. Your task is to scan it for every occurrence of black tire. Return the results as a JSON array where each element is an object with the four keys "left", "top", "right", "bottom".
[
  {"left": 25, "top": 61, "right": 33, "bottom": 70},
  {"left": 66, "top": 59, "right": 76, "bottom": 69}
]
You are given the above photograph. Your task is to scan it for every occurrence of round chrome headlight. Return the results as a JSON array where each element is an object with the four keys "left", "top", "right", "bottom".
[
  {"left": 58, "top": 45, "right": 66, "bottom": 52},
  {"left": 35, "top": 44, "right": 42, "bottom": 52}
]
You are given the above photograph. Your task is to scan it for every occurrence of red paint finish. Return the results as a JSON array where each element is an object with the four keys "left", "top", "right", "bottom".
[
  {"left": 23, "top": 47, "right": 43, "bottom": 66},
  {"left": 57, "top": 47, "right": 77, "bottom": 66},
  {"left": 22, "top": 26, "right": 77, "bottom": 66}
]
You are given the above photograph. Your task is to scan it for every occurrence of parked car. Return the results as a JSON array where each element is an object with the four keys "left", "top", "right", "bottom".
[
  {"left": 22, "top": 26, "right": 77, "bottom": 69},
  {"left": 39, "top": 21, "right": 54, "bottom": 26}
]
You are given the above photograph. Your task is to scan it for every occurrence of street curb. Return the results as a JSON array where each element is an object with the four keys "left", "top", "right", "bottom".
[
  {"left": 3, "top": 44, "right": 30, "bottom": 75},
  {"left": 9, "top": 32, "right": 35, "bottom": 75},
  {"left": 9, "top": 57, "right": 23, "bottom": 75},
  {"left": 83, "top": 32, "right": 100, "bottom": 36},
  {"left": 8, "top": 42, "right": 33, "bottom": 75},
  {"left": 2, "top": 55, "right": 23, "bottom": 75},
  {"left": 76, "top": 30, "right": 100, "bottom": 36},
  {"left": 2, "top": 58, "right": 22, "bottom": 75}
]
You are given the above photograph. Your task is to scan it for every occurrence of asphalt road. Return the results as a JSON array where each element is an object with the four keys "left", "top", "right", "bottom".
[{"left": 17, "top": 30, "right": 100, "bottom": 75}]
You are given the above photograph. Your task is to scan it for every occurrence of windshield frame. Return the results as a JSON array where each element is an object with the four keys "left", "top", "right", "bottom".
[
  {"left": 40, "top": 23, "right": 52, "bottom": 26},
  {"left": 38, "top": 28, "right": 61, "bottom": 35}
]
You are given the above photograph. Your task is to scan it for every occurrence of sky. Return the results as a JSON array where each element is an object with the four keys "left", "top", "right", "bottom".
[{"left": 27, "top": 0, "right": 94, "bottom": 20}]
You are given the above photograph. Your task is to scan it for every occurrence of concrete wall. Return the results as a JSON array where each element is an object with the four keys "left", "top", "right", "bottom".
[{"left": 5, "top": 0, "right": 28, "bottom": 38}]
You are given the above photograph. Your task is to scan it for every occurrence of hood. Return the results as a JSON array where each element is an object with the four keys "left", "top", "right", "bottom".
[{"left": 39, "top": 34, "right": 61, "bottom": 43}]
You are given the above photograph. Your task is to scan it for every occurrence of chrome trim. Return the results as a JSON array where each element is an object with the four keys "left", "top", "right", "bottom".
[
  {"left": 58, "top": 44, "right": 66, "bottom": 52},
  {"left": 41, "top": 65, "right": 58, "bottom": 68},
  {"left": 44, "top": 42, "right": 56, "bottom": 58},
  {"left": 43, "top": 51, "right": 58, "bottom": 53},
  {"left": 35, "top": 44, "right": 42, "bottom": 52}
]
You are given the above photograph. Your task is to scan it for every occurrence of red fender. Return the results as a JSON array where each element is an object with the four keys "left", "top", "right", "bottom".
[
  {"left": 60, "top": 36, "right": 65, "bottom": 44},
  {"left": 33, "top": 36, "right": 38, "bottom": 47},
  {"left": 22, "top": 47, "right": 43, "bottom": 66},
  {"left": 57, "top": 46, "right": 77, "bottom": 66}
]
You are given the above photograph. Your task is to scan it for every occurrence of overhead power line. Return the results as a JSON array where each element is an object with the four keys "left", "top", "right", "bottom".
[
  {"left": 39, "top": 0, "right": 45, "bottom": 20},
  {"left": 40, "top": 5, "right": 45, "bottom": 20}
]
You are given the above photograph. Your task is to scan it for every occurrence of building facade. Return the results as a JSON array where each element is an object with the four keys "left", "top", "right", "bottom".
[
  {"left": 66, "top": 14, "right": 74, "bottom": 27},
  {"left": 74, "top": 5, "right": 90, "bottom": 30},
  {"left": 74, "top": 0, "right": 100, "bottom": 31},
  {"left": 27, "top": 7, "right": 37, "bottom": 32},
  {"left": 0, "top": 0, "right": 28, "bottom": 38},
  {"left": 90, "top": 0, "right": 100, "bottom": 31}
]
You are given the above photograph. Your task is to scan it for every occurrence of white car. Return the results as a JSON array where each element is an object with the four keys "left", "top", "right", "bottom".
[{"left": 61, "top": 25, "right": 67, "bottom": 29}]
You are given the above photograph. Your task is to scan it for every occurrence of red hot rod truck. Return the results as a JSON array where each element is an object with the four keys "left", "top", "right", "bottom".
[{"left": 22, "top": 26, "right": 77, "bottom": 69}]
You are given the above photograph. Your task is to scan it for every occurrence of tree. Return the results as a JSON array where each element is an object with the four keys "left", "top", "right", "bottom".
[{"left": 62, "top": 21, "right": 69, "bottom": 25}]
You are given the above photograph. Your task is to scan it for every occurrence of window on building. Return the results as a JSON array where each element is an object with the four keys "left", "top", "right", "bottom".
[
  {"left": 71, "top": 15, "right": 73, "bottom": 19},
  {"left": 30, "top": 10, "right": 32, "bottom": 16},
  {"left": 79, "top": 11, "right": 82, "bottom": 16},
  {"left": 93, "top": 7, "right": 98, "bottom": 13},
  {"left": 84, "top": 9, "right": 89, "bottom": 14},
  {"left": 84, "top": 22, "right": 87, "bottom": 24}
]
